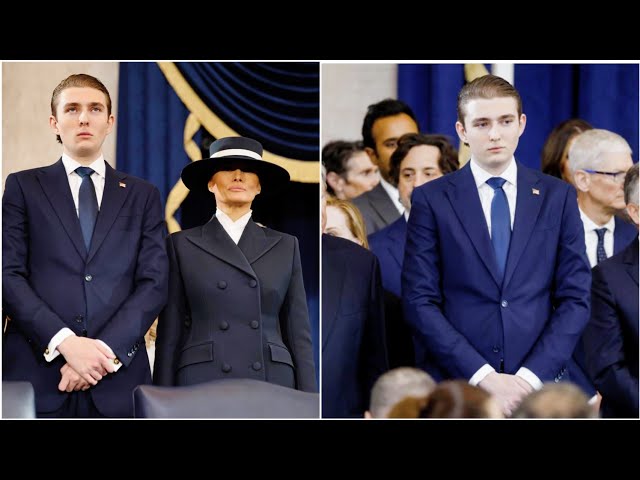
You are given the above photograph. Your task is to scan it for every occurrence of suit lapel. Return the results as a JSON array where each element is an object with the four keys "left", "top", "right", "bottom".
[
  {"left": 186, "top": 217, "right": 257, "bottom": 279},
  {"left": 387, "top": 217, "right": 406, "bottom": 269},
  {"left": 37, "top": 159, "right": 87, "bottom": 259},
  {"left": 321, "top": 236, "right": 345, "bottom": 349},
  {"left": 237, "top": 220, "right": 281, "bottom": 265},
  {"left": 624, "top": 237, "right": 639, "bottom": 286},
  {"left": 370, "top": 183, "right": 401, "bottom": 225},
  {"left": 87, "top": 163, "right": 130, "bottom": 263},
  {"left": 446, "top": 164, "right": 501, "bottom": 287},
  {"left": 503, "top": 163, "right": 543, "bottom": 288}
]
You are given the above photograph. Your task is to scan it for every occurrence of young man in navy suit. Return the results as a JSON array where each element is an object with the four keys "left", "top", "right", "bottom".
[
  {"left": 3, "top": 74, "right": 169, "bottom": 417},
  {"left": 583, "top": 163, "right": 639, "bottom": 418},
  {"left": 402, "top": 75, "right": 592, "bottom": 416}
]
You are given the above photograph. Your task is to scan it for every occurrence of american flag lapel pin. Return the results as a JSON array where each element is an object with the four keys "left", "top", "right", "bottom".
[
  {"left": 119, "top": 181, "right": 126, "bottom": 188},
  {"left": 532, "top": 188, "right": 540, "bottom": 195}
]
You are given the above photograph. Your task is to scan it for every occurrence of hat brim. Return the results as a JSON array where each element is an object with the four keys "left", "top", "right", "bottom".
[{"left": 181, "top": 155, "right": 290, "bottom": 196}]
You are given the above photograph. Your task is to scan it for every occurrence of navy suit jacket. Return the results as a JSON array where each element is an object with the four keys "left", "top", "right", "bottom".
[
  {"left": 583, "top": 236, "right": 638, "bottom": 418},
  {"left": 369, "top": 216, "right": 407, "bottom": 298},
  {"left": 322, "top": 234, "right": 388, "bottom": 417},
  {"left": 402, "top": 161, "right": 591, "bottom": 386},
  {"left": 2, "top": 160, "right": 168, "bottom": 417},
  {"left": 613, "top": 216, "right": 637, "bottom": 254}
]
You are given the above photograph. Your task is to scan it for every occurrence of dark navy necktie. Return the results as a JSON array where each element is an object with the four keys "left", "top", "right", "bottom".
[
  {"left": 595, "top": 228, "right": 608, "bottom": 264},
  {"left": 486, "top": 177, "right": 511, "bottom": 281},
  {"left": 75, "top": 167, "right": 98, "bottom": 250}
]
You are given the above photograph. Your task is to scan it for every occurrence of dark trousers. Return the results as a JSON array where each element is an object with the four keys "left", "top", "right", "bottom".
[{"left": 38, "top": 390, "right": 106, "bottom": 418}]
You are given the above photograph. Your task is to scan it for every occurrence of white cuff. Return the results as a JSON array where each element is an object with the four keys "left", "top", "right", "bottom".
[
  {"left": 516, "top": 367, "right": 543, "bottom": 390},
  {"left": 45, "top": 328, "right": 75, "bottom": 362},
  {"left": 469, "top": 364, "right": 496, "bottom": 386},
  {"left": 97, "top": 339, "right": 122, "bottom": 372}
]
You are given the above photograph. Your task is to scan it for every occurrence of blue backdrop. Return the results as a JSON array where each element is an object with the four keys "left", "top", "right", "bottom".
[
  {"left": 116, "top": 62, "right": 320, "bottom": 383},
  {"left": 398, "top": 64, "right": 639, "bottom": 169}
]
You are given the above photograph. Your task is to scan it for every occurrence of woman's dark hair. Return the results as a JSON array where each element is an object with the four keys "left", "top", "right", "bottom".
[{"left": 541, "top": 118, "right": 593, "bottom": 179}]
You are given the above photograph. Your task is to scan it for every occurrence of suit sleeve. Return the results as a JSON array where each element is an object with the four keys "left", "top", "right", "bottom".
[
  {"left": 280, "top": 237, "right": 317, "bottom": 392},
  {"left": 2, "top": 173, "right": 67, "bottom": 349},
  {"left": 521, "top": 187, "right": 591, "bottom": 380},
  {"left": 402, "top": 186, "right": 488, "bottom": 379},
  {"left": 583, "top": 265, "right": 639, "bottom": 416},
  {"left": 359, "top": 253, "right": 389, "bottom": 402},
  {"left": 153, "top": 234, "right": 185, "bottom": 385},
  {"left": 97, "top": 185, "right": 169, "bottom": 367}
]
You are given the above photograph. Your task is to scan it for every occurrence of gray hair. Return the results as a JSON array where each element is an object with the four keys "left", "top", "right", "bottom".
[
  {"left": 568, "top": 129, "right": 632, "bottom": 174},
  {"left": 369, "top": 367, "right": 436, "bottom": 418},
  {"left": 624, "top": 163, "right": 639, "bottom": 205}
]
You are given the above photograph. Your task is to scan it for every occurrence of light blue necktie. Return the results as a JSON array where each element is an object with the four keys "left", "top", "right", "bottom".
[
  {"left": 486, "top": 177, "right": 511, "bottom": 281},
  {"left": 75, "top": 167, "right": 98, "bottom": 250}
]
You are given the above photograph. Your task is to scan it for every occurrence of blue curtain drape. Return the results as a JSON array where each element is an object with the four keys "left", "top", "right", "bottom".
[
  {"left": 398, "top": 64, "right": 639, "bottom": 169},
  {"left": 116, "top": 62, "right": 320, "bottom": 383}
]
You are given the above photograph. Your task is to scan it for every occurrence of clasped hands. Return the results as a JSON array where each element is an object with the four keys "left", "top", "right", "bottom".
[{"left": 56, "top": 336, "right": 117, "bottom": 392}]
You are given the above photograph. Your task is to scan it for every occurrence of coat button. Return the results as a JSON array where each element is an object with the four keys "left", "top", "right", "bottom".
[
  {"left": 222, "top": 363, "right": 232, "bottom": 373},
  {"left": 127, "top": 352, "right": 133, "bottom": 357},
  {"left": 250, "top": 320, "right": 259, "bottom": 329},
  {"left": 75, "top": 315, "right": 84, "bottom": 323},
  {"left": 85, "top": 274, "right": 93, "bottom": 282},
  {"left": 249, "top": 279, "right": 257, "bottom": 288},
  {"left": 501, "top": 300, "right": 508, "bottom": 308},
  {"left": 217, "top": 281, "right": 227, "bottom": 289},
  {"left": 252, "top": 362, "right": 262, "bottom": 371},
  {"left": 493, "top": 346, "right": 500, "bottom": 353},
  {"left": 220, "top": 321, "right": 229, "bottom": 331}
]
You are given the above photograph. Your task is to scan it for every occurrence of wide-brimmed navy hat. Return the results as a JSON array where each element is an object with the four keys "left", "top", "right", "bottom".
[{"left": 181, "top": 136, "right": 290, "bottom": 195}]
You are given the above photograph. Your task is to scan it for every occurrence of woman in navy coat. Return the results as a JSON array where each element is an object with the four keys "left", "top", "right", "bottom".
[{"left": 153, "top": 137, "right": 316, "bottom": 392}]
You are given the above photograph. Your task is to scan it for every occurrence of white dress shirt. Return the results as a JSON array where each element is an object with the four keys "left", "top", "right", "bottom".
[
  {"left": 379, "top": 177, "right": 405, "bottom": 216},
  {"left": 467, "top": 157, "right": 542, "bottom": 391},
  {"left": 469, "top": 157, "right": 517, "bottom": 232},
  {"left": 45, "top": 154, "right": 120, "bottom": 371},
  {"left": 579, "top": 208, "right": 615, "bottom": 268},
  {"left": 216, "top": 208, "right": 252, "bottom": 244}
]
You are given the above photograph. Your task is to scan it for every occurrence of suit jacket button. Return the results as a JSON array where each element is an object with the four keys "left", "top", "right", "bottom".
[
  {"left": 220, "top": 321, "right": 229, "bottom": 331},
  {"left": 501, "top": 300, "right": 508, "bottom": 308},
  {"left": 250, "top": 320, "right": 259, "bottom": 329},
  {"left": 249, "top": 279, "right": 257, "bottom": 288},
  {"left": 493, "top": 346, "right": 500, "bottom": 353},
  {"left": 85, "top": 274, "right": 93, "bottom": 282},
  {"left": 217, "top": 281, "right": 227, "bottom": 289},
  {"left": 252, "top": 362, "right": 262, "bottom": 371},
  {"left": 75, "top": 315, "right": 84, "bottom": 323},
  {"left": 127, "top": 352, "right": 133, "bottom": 357},
  {"left": 222, "top": 363, "right": 232, "bottom": 373}
]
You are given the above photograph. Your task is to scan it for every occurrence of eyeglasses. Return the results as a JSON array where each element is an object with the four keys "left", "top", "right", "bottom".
[{"left": 583, "top": 169, "right": 628, "bottom": 184}]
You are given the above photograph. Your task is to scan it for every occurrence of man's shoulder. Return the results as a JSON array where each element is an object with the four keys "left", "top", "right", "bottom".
[
  {"left": 369, "top": 216, "right": 404, "bottom": 245},
  {"left": 9, "top": 160, "right": 61, "bottom": 179},
  {"left": 112, "top": 169, "right": 157, "bottom": 191}
]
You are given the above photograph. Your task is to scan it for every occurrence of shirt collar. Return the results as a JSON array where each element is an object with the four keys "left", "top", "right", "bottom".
[
  {"left": 579, "top": 207, "right": 616, "bottom": 232},
  {"left": 469, "top": 156, "right": 517, "bottom": 188},
  {"left": 216, "top": 208, "right": 252, "bottom": 228},
  {"left": 62, "top": 153, "right": 106, "bottom": 179}
]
